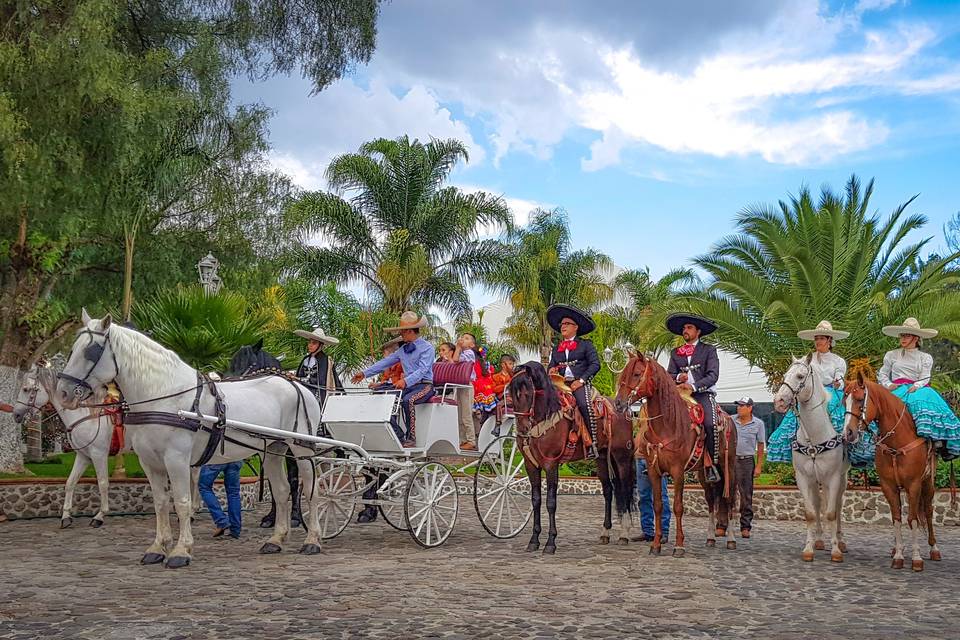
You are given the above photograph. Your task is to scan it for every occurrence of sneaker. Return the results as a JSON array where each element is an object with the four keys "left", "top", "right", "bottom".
[
  {"left": 401, "top": 438, "right": 417, "bottom": 448},
  {"left": 460, "top": 442, "right": 477, "bottom": 451},
  {"left": 491, "top": 426, "right": 501, "bottom": 438}
]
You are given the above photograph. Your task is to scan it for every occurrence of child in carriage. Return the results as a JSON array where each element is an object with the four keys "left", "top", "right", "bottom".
[
  {"left": 474, "top": 353, "right": 515, "bottom": 438},
  {"left": 369, "top": 337, "right": 404, "bottom": 391}
]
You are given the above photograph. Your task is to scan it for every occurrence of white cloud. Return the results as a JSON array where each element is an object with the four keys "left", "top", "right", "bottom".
[{"left": 455, "top": 183, "right": 552, "bottom": 233}]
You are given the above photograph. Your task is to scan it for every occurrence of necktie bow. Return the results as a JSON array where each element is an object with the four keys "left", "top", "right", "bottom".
[
  {"left": 403, "top": 342, "right": 416, "bottom": 354},
  {"left": 677, "top": 343, "right": 696, "bottom": 357},
  {"left": 558, "top": 339, "right": 578, "bottom": 352}
]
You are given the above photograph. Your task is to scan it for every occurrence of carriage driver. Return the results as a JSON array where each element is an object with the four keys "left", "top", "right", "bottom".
[
  {"left": 666, "top": 313, "right": 722, "bottom": 484},
  {"left": 546, "top": 304, "right": 601, "bottom": 459}
]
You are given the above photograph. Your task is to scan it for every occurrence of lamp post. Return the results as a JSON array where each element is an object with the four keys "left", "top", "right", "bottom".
[
  {"left": 602, "top": 341, "right": 635, "bottom": 374},
  {"left": 197, "top": 253, "right": 221, "bottom": 294}
]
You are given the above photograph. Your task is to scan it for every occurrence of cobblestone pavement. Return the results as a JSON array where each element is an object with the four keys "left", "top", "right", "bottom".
[{"left": 2, "top": 496, "right": 959, "bottom": 639}]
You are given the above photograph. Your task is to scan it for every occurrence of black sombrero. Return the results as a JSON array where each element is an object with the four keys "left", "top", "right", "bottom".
[
  {"left": 665, "top": 313, "right": 717, "bottom": 337},
  {"left": 546, "top": 304, "right": 596, "bottom": 335}
]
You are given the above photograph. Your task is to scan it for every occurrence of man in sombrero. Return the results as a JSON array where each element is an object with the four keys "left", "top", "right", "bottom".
[
  {"left": 547, "top": 304, "right": 601, "bottom": 459},
  {"left": 666, "top": 313, "right": 722, "bottom": 483},
  {"left": 351, "top": 311, "right": 436, "bottom": 448}
]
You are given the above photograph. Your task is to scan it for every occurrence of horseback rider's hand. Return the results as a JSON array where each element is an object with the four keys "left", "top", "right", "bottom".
[
  {"left": 351, "top": 372, "right": 364, "bottom": 384},
  {"left": 886, "top": 383, "right": 898, "bottom": 391},
  {"left": 394, "top": 376, "right": 407, "bottom": 390},
  {"left": 677, "top": 372, "right": 688, "bottom": 383},
  {"left": 570, "top": 379, "right": 584, "bottom": 391}
]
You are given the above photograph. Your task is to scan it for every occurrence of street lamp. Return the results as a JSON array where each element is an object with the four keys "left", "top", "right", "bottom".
[
  {"left": 197, "top": 253, "right": 221, "bottom": 294},
  {"left": 602, "top": 341, "right": 635, "bottom": 374}
]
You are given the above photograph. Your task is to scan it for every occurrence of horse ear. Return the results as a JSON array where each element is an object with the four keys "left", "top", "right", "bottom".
[
  {"left": 805, "top": 352, "right": 813, "bottom": 364},
  {"left": 81, "top": 308, "right": 91, "bottom": 325},
  {"left": 254, "top": 338, "right": 264, "bottom": 351},
  {"left": 857, "top": 371, "right": 865, "bottom": 386},
  {"left": 101, "top": 314, "right": 113, "bottom": 330}
]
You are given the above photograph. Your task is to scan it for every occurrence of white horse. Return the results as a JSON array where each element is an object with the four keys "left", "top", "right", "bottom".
[
  {"left": 56, "top": 312, "right": 323, "bottom": 568},
  {"left": 12, "top": 365, "right": 128, "bottom": 528},
  {"left": 773, "top": 354, "right": 849, "bottom": 563}
]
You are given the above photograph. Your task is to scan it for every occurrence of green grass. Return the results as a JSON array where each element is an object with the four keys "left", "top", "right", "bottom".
[{"left": 0, "top": 452, "right": 262, "bottom": 480}]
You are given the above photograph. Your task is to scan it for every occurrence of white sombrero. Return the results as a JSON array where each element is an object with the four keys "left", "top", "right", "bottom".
[
  {"left": 384, "top": 311, "right": 428, "bottom": 333},
  {"left": 797, "top": 320, "right": 849, "bottom": 341},
  {"left": 293, "top": 326, "right": 340, "bottom": 345},
  {"left": 882, "top": 317, "right": 938, "bottom": 339}
]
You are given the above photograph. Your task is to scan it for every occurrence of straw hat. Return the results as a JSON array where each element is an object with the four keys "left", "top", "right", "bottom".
[
  {"left": 882, "top": 317, "right": 938, "bottom": 339},
  {"left": 384, "top": 311, "right": 428, "bottom": 333},
  {"left": 797, "top": 320, "right": 849, "bottom": 341},
  {"left": 380, "top": 336, "right": 403, "bottom": 351},
  {"left": 293, "top": 326, "right": 340, "bottom": 345}
]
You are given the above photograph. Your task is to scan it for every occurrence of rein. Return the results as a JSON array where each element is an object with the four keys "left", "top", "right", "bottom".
[{"left": 848, "top": 384, "right": 927, "bottom": 490}]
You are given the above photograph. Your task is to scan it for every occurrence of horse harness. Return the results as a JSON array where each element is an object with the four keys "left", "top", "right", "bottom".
[{"left": 779, "top": 360, "right": 838, "bottom": 460}]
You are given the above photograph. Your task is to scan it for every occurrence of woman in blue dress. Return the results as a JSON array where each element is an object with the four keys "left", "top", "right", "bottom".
[
  {"left": 879, "top": 318, "right": 960, "bottom": 460},
  {"left": 768, "top": 321, "right": 875, "bottom": 467}
]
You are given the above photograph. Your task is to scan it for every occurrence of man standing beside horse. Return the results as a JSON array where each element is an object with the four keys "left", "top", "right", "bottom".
[{"left": 666, "top": 313, "right": 722, "bottom": 484}]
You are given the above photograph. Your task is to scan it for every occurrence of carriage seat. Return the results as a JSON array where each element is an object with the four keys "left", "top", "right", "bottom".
[{"left": 428, "top": 361, "right": 473, "bottom": 404}]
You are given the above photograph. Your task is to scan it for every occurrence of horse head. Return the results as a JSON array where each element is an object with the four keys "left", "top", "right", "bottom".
[
  {"left": 56, "top": 310, "right": 115, "bottom": 409},
  {"left": 842, "top": 371, "right": 875, "bottom": 442},
  {"left": 227, "top": 340, "right": 281, "bottom": 377},
  {"left": 614, "top": 351, "right": 652, "bottom": 412},
  {"left": 12, "top": 369, "right": 47, "bottom": 424},
  {"left": 773, "top": 353, "right": 816, "bottom": 413}
]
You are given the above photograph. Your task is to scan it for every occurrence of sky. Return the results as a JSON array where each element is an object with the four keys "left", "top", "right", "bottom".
[{"left": 232, "top": 0, "right": 960, "bottom": 309}]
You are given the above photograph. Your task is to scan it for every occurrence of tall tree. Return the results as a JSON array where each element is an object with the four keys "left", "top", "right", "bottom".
[
  {"left": 684, "top": 175, "right": 960, "bottom": 386},
  {"left": 289, "top": 136, "right": 513, "bottom": 318},
  {"left": 484, "top": 209, "right": 614, "bottom": 364}
]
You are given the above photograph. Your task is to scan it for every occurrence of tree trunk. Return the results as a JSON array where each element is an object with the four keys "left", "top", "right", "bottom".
[
  {"left": 24, "top": 412, "right": 42, "bottom": 463},
  {"left": 0, "top": 365, "right": 25, "bottom": 473},
  {"left": 540, "top": 319, "right": 552, "bottom": 366},
  {"left": 122, "top": 225, "right": 136, "bottom": 322}
]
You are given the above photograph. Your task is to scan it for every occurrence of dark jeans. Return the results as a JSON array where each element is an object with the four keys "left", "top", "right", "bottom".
[
  {"left": 199, "top": 461, "right": 242, "bottom": 536},
  {"left": 636, "top": 458, "right": 670, "bottom": 536},
  {"left": 735, "top": 456, "right": 755, "bottom": 531}
]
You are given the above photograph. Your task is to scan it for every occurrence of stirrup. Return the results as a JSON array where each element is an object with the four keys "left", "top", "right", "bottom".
[
  {"left": 586, "top": 444, "right": 598, "bottom": 459},
  {"left": 704, "top": 465, "right": 721, "bottom": 483}
]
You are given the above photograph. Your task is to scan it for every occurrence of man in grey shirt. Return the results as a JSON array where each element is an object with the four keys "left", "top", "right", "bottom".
[{"left": 734, "top": 397, "right": 765, "bottom": 538}]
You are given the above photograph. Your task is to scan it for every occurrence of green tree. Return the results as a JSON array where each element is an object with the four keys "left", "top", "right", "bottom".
[
  {"left": 288, "top": 136, "right": 513, "bottom": 318},
  {"left": 484, "top": 209, "right": 614, "bottom": 364},
  {"left": 684, "top": 176, "right": 960, "bottom": 386}
]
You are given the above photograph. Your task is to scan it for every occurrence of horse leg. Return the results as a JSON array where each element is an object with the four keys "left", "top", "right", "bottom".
[
  {"left": 90, "top": 449, "right": 110, "bottom": 527},
  {"left": 880, "top": 480, "right": 904, "bottom": 569},
  {"left": 724, "top": 492, "right": 737, "bottom": 551},
  {"left": 190, "top": 466, "right": 201, "bottom": 521},
  {"left": 164, "top": 450, "right": 195, "bottom": 568},
  {"left": 112, "top": 452, "right": 127, "bottom": 479},
  {"left": 824, "top": 458, "right": 845, "bottom": 562},
  {"left": 543, "top": 465, "right": 559, "bottom": 554},
  {"left": 614, "top": 450, "right": 635, "bottom": 545},
  {"left": 262, "top": 452, "right": 290, "bottom": 554},
  {"left": 704, "top": 478, "right": 717, "bottom": 548},
  {"left": 794, "top": 458, "right": 820, "bottom": 561},
  {"left": 60, "top": 451, "right": 89, "bottom": 529},
  {"left": 649, "top": 464, "right": 664, "bottom": 555},
  {"left": 138, "top": 456, "right": 172, "bottom": 565},
  {"left": 526, "top": 464, "right": 542, "bottom": 552},
  {"left": 907, "top": 480, "right": 924, "bottom": 572},
  {"left": 297, "top": 458, "right": 322, "bottom": 555},
  {"left": 836, "top": 470, "right": 848, "bottom": 553},
  {"left": 599, "top": 460, "right": 612, "bottom": 545},
  {"left": 672, "top": 468, "right": 687, "bottom": 558},
  {"left": 925, "top": 477, "right": 941, "bottom": 561}
]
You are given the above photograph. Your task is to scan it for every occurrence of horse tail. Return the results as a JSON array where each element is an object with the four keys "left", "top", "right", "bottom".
[{"left": 606, "top": 418, "right": 636, "bottom": 516}]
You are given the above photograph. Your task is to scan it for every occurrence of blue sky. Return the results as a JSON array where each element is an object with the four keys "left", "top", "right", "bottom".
[{"left": 233, "top": 0, "right": 960, "bottom": 308}]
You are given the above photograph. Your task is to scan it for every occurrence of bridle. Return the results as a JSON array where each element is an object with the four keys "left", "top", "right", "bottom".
[
  {"left": 13, "top": 378, "right": 41, "bottom": 420},
  {"left": 16, "top": 373, "right": 106, "bottom": 450},
  {"left": 777, "top": 360, "right": 819, "bottom": 410},
  {"left": 844, "top": 383, "right": 870, "bottom": 435},
  {"left": 508, "top": 368, "right": 541, "bottom": 420},
  {"left": 617, "top": 357, "right": 654, "bottom": 408},
  {"left": 58, "top": 328, "right": 118, "bottom": 399}
]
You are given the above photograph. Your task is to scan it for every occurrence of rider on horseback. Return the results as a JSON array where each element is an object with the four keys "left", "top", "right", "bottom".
[
  {"left": 665, "top": 313, "right": 722, "bottom": 483},
  {"left": 546, "top": 304, "right": 601, "bottom": 459}
]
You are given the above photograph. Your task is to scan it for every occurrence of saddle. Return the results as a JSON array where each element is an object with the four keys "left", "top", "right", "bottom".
[{"left": 676, "top": 386, "right": 705, "bottom": 425}]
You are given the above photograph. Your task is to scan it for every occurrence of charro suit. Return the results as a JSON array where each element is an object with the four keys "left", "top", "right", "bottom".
[
  {"left": 667, "top": 342, "right": 720, "bottom": 461},
  {"left": 549, "top": 338, "right": 601, "bottom": 440}
]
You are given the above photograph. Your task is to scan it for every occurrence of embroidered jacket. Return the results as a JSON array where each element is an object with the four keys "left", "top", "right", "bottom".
[
  {"left": 548, "top": 338, "right": 601, "bottom": 382},
  {"left": 666, "top": 341, "right": 720, "bottom": 395}
]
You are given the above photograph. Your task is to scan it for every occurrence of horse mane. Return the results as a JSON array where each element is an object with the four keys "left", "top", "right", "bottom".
[
  {"left": 227, "top": 343, "right": 282, "bottom": 377},
  {"left": 512, "top": 361, "right": 561, "bottom": 416},
  {"left": 34, "top": 365, "right": 58, "bottom": 394},
  {"left": 106, "top": 323, "right": 194, "bottom": 385},
  {"left": 644, "top": 356, "right": 691, "bottom": 429},
  {"left": 862, "top": 379, "right": 908, "bottom": 416}
]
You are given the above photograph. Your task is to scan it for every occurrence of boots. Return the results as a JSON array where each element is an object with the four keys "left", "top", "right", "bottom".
[{"left": 357, "top": 505, "right": 378, "bottom": 523}]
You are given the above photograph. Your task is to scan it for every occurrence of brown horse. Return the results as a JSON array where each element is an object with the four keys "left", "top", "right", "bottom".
[
  {"left": 844, "top": 374, "right": 940, "bottom": 571},
  {"left": 508, "top": 362, "right": 636, "bottom": 554},
  {"left": 614, "top": 352, "right": 738, "bottom": 557}
]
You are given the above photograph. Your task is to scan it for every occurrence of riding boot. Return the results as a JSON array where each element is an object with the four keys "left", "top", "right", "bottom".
[{"left": 586, "top": 420, "right": 598, "bottom": 459}]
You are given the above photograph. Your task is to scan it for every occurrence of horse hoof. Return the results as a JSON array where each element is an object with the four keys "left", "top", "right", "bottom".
[
  {"left": 60, "top": 517, "right": 73, "bottom": 529},
  {"left": 726, "top": 541, "right": 737, "bottom": 550},
  {"left": 89, "top": 518, "right": 103, "bottom": 528},
  {"left": 705, "top": 539, "right": 716, "bottom": 548},
  {"left": 802, "top": 551, "right": 814, "bottom": 562},
  {"left": 838, "top": 541, "right": 847, "bottom": 553},
  {"left": 599, "top": 536, "right": 609, "bottom": 545},
  {"left": 673, "top": 547, "right": 686, "bottom": 558},
  {"left": 831, "top": 553, "right": 843, "bottom": 563},
  {"left": 140, "top": 552, "right": 165, "bottom": 565},
  {"left": 814, "top": 540, "right": 826, "bottom": 551},
  {"left": 715, "top": 527, "right": 726, "bottom": 537},
  {"left": 930, "top": 550, "right": 942, "bottom": 561},
  {"left": 299, "top": 543, "right": 321, "bottom": 555},
  {"left": 259, "top": 542, "right": 282, "bottom": 555},
  {"left": 912, "top": 560, "right": 924, "bottom": 572},
  {"left": 617, "top": 537, "right": 629, "bottom": 546},
  {"left": 892, "top": 558, "right": 904, "bottom": 569},
  {"left": 543, "top": 545, "right": 556, "bottom": 555},
  {"left": 165, "top": 556, "right": 190, "bottom": 569},
  {"left": 525, "top": 543, "right": 540, "bottom": 553},
  {"left": 649, "top": 546, "right": 661, "bottom": 556}
]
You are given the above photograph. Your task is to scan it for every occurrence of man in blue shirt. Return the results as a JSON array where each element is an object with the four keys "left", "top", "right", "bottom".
[{"left": 352, "top": 311, "right": 436, "bottom": 447}]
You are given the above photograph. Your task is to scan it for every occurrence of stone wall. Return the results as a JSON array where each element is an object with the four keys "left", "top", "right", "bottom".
[{"left": 0, "top": 478, "right": 260, "bottom": 520}]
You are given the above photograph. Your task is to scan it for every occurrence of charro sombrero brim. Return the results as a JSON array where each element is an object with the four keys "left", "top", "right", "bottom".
[
  {"left": 546, "top": 304, "right": 596, "bottom": 335},
  {"left": 384, "top": 311, "right": 429, "bottom": 332},
  {"left": 797, "top": 321, "right": 849, "bottom": 341},
  {"left": 293, "top": 328, "right": 340, "bottom": 345},
  {"left": 665, "top": 313, "right": 717, "bottom": 337},
  {"left": 882, "top": 318, "right": 938, "bottom": 339},
  {"left": 379, "top": 336, "right": 403, "bottom": 350}
]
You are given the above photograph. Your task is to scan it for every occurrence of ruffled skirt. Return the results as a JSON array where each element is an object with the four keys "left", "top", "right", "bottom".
[
  {"left": 767, "top": 388, "right": 876, "bottom": 467},
  {"left": 891, "top": 384, "right": 960, "bottom": 456}
]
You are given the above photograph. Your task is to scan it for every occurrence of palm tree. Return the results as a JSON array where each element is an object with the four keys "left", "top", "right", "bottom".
[
  {"left": 484, "top": 209, "right": 614, "bottom": 364},
  {"left": 683, "top": 175, "right": 960, "bottom": 385},
  {"left": 288, "top": 136, "right": 513, "bottom": 319}
]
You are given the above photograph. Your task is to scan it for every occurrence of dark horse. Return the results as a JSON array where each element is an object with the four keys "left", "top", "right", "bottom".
[
  {"left": 508, "top": 361, "right": 636, "bottom": 554},
  {"left": 614, "top": 352, "right": 737, "bottom": 557}
]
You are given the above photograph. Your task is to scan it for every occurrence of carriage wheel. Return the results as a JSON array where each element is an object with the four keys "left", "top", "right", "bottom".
[
  {"left": 314, "top": 462, "right": 357, "bottom": 540},
  {"left": 378, "top": 478, "right": 409, "bottom": 531},
  {"left": 404, "top": 462, "right": 459, "bottom": 548},
  {"left": 473, "top": 436, "right": 532, "bottom": 538}
]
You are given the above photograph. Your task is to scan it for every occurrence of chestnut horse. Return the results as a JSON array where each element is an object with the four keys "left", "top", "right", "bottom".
[
  {"left": 614, "top": 352, "right": 737, "bottom": 557},
  {"left": 508, "top": 362, "right": 636, "bottom": 554},
  {"left": 844, "top": 374, "right": 940, "bottom": 571}
]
